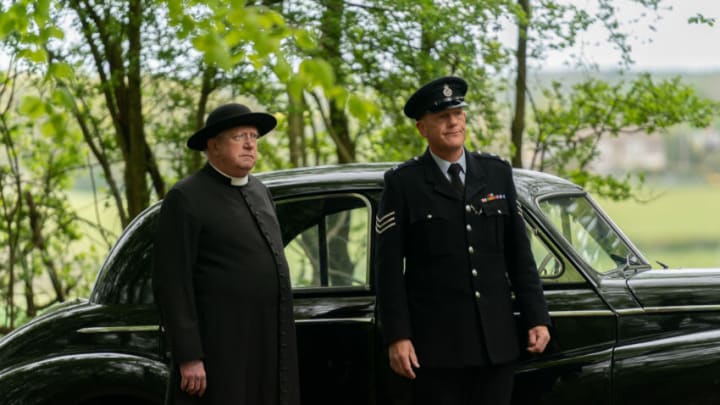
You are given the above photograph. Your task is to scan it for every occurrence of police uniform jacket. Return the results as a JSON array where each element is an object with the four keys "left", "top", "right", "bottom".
[{"left": 375, "top": 149, "right": 550, "bottom": 368}]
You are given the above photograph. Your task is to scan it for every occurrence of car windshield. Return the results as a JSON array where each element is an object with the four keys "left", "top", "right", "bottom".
[{"left": 538, "top": 194, "right": 646, "bottom": 274}]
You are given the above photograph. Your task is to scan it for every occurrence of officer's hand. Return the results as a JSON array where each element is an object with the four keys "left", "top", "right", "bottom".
[
  {"left": 527, "top": 325, "right": 550, "bottom": 354},
  {"left": 179, "top": 360, "right": 207, "bottom": 397},
  {"left": 388, "top": 339, "right": 420, "bottom": 379}
]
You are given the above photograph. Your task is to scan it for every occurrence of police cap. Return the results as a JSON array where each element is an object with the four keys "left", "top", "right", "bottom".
[{"left": 403, "top": 76, "right": 468, "bottom": 120}]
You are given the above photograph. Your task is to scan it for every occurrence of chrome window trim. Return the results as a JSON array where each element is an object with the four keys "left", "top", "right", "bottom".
[
  {"left": 545, "top": 305, "right": 720, "bottom": 318},
  {"left": 615, "top": 308, "right": 646, "bottom": 316},
  {"left": 513, "top": 310, "right": 614, "bottom": 317},
  {"left": 548, "top": 310, "right": 615, "bottom": 317},
  {"left": 292, "top": 285, "right": 372, "bottom": 295},
  {"left": 617, "top": 305, "right": 720, "bottom": 316},
  {"left": 78, "top": 318, "right": 376, "bottom": 333},
  {"left": 77, "top": 325, "right": 160, "bottom": 334},
  {"left": 295, "top": 317, "right": 374, "bottom": 325}
]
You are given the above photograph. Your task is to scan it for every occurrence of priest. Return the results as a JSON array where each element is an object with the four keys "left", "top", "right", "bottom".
[{"left": 153, "top": 103, "right": 300, "bottom": 405}]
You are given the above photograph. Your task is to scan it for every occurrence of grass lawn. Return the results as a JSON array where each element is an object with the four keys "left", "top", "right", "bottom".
[{"left": 597, "top": 184, "right": 720, "bottom": 269}]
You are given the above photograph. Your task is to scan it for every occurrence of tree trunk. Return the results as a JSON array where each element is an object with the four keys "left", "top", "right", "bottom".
[
  {"left": 24, "top": 192, "right": 65, "bottom": 305},
  {"left": 0, "top": 132, "right": 23, "bottom": 330},
  {"left": 123, "top": 0, "right": 149, "bottom": 220},
  {"left": 145, "top": 137, "right": 165, "bottom": 198},
  {"left": 190, "top": 66, "right": 219, "bottom": 174},
  {"left": 68, "top": 0, "right": 138, "bottom": 224},
  {"left": 329, "top": 103, "right": 354, "bottom": 163},
  {"left": 69, "top": 0, "right": 157, "bottom": 223},
  {"left": 510, "top": 0, "right": 530, "bottom": 168},
  {"left": 22, "top": 266, "right": 36, "bottom": 318},
  {"left": 319, "top": 0, "right": 355, "bottom": 163},
  {"left": 72, "top": 96, "right": 128, "bottom": 225},
  {"left": 287, "top": 89, "right": 305, "bottom": 167}
]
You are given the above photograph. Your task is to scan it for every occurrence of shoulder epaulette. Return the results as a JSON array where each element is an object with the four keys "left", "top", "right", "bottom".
[
  {"left": 472, "top": 151, "right": 511, "bottom": 166},
  {"left": 391, "top": 156, "right": 421, "bottom": 171}
]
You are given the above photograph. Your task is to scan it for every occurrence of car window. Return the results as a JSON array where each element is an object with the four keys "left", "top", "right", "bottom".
[
  {"left": 525, "top": 220, "right": 589, "bottom": 284},
  {"left": 527, "top": 223, "right": 563, "bottom": 279},
  {"left": 91, "top": 205, "right": 159, "bottom": 305},
  {"left": 539, "top": 194, "right": 643, "bottom": 274},
  {"left": 276, "top": 194, "right": 371, "bottom": 289}
]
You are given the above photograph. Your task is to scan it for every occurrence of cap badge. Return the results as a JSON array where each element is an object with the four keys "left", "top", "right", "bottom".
[{"left": 442, "top": 84, "right": 453, "bottom": 97}]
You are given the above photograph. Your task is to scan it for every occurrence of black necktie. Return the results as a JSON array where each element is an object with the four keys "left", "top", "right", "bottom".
[{"left": 448, "top": 163, "right": 464, "bottom": 196}]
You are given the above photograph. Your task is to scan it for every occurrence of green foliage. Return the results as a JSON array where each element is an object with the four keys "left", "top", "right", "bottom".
[
  {"left": 322, "top": 0, "right": 513, "bottom": 161},
  {"left": 167, "top": 1, "right": 289, "bottom": 70},
  {"left": 1, "top": 73, "right": 98, "bottom": 333},
  {"left": 526, "top": 74, "right": 719, "bottom": 199},
  {"left": 0, "top": 0, "right": 61, "bottom": 65},
  {"left": 192, "top": 33, "right": 233, "bottom": 70},
  {"left": 567, "top": 170, "right": 634, "bottom": 201},
  {"left": 347, "top": 94, "right": 379, "bottom": 124},
  {"left": 688, "top": 14, "right": 716, "bottom": 27}
]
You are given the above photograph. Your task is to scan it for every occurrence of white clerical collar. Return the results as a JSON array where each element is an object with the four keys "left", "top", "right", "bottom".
[
  {"left": 429, "top": 149, "right": 466, "bottom": 181},
  {"left": 209, "top": 162, "right": 249, "bottom": 186}
]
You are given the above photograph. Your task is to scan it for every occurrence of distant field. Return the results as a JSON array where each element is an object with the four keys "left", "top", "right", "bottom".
[
  {"left": 67, "top": 191, "right": 123, "bottom": 259},
  {"left": 597, "top": 184, "right": 720, "bottom": 269}
]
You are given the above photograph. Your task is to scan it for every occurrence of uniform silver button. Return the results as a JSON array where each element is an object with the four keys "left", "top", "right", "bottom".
[
  {"left": 465, "top": 204, "right": 472, "bottom": 213},
  {"left": 427, "top": 214, "right": 433, "bottom": 219},
  {"left": 466, "top": 224, "right": 472, "bottom": 232},
  {"left": 475, "top": 291, "right": 481, "bottom": 299},
  {"left": 468, "top": 246, "right": 474, "bottom": 254},
  {"left": 471, "top": 269, "right": 478, "bottom": 277}
]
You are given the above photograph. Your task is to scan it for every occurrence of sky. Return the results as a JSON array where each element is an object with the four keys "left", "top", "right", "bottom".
[{"left": 534, "top": 0, "right": 720, "bottom": 72}]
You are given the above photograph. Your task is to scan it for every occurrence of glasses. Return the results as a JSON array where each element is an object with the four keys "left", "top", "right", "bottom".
[{"left": 223, "top": 132, "right": 260, "bottom": 142}]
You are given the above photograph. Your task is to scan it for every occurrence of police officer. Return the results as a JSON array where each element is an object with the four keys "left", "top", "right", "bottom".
[{"left": 375, "top": 76, "right": 551, "bottom": 404}]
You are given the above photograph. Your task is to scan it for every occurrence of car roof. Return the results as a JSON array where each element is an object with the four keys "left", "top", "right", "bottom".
[
  {"left": 255, "top": 162, "right": 388, "bottom": 198},
  {"left": 90, "top": 162, "right": 584, "bottom": 304},
  {"left": 255, "top": 162, "right": 583, "bottom": 203}
]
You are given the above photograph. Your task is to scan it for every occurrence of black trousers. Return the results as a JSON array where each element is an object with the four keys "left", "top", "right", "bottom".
[{"left": 411, "top": 364, "right": 515, "bottom": 405}]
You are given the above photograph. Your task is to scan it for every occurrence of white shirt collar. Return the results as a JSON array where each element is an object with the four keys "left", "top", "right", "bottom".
[
  {"left": 208, "top": 162, "right": 249, "bottom": 186},
  {"left": 429, "top": 149, "right": 466, "bottom": 181}
]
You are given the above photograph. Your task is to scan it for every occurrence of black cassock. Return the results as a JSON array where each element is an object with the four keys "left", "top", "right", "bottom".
[{"left": 153, "top": 164, "right": 300, "bottom": 405}]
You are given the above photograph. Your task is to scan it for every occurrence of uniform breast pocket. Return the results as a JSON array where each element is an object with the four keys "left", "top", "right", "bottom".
[
  {"left": 475, "top": 198, "right": 510, "bottom": 251},
  {"left": 408, "top": 210, "right": 453, "bottom": 257}
]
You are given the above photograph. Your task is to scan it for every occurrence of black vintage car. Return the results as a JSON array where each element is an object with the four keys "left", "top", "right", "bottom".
[{"left": 2, "top": 163, "right": 720, "bottom": 405}]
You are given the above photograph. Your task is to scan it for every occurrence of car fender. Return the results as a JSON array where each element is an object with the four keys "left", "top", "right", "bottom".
[{"left": 0, "top": 352, "right": 167, "bottom": 405}]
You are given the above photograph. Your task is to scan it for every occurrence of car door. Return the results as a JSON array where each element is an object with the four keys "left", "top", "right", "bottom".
[
  {"left": 276, "top": 192, "right": 377, "bottom": 405},
  {"left": 512, "top": 204, "right": 616, "bottom": 404}
]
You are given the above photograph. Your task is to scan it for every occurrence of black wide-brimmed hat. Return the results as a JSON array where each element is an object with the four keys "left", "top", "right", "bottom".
[
  {"left": 187, "top": 103, "right": 277, "bottom": 150},
  {"left": 403, "top": 76, "right": 468, "bottom": 120}
]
